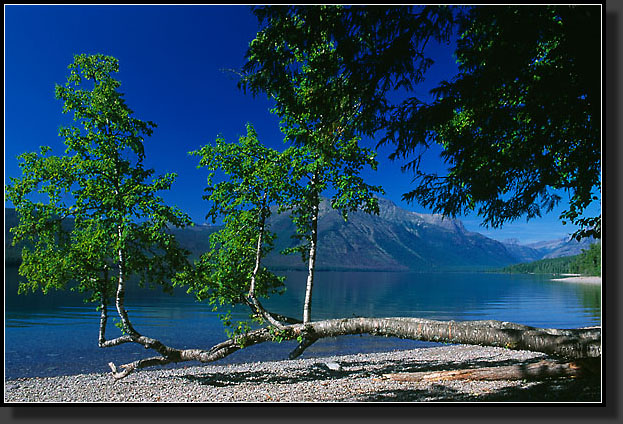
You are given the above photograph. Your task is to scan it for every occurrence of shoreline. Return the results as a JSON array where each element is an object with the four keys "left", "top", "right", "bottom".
[
  {"left": 4, "top": 345, "right": 600, "bottom": 403},
  {"left": 550, "top": 275, "right": 601, "bottom": 285}
]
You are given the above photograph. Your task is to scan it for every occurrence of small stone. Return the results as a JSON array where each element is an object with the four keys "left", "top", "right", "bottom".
[{"left": 323, "top": 362, "right": 342, "bottom": 371}]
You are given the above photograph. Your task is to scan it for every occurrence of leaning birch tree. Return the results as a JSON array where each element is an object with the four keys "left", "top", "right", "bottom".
[
  {"left": 241, "top": 7, "right": 384, "bottom": 332},
  {"left": 6, "top": 53, "right": 193, "bottom": 363},
  {"left": 177, "top": 123, "right": 298, "bottom": 338}
]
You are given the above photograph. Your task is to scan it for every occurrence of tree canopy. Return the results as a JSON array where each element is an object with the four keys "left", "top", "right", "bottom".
[
  {"left": 244, "top": 5, "right": 601, "bottom": 241},
  {"left": 386, "top": 5, "right": 601, "bottom": 240},
  {"left": 242, "top": 9, "right": 386, "bottom": 324},
  {"left": 241, "top": 5, "right": 454, "bottom": 142},
  {"left": 6, "top": 53, "right": 192, "bottom": 336},
  {"left": 177, "top": 124, "right": 293, "bottom": 336}
]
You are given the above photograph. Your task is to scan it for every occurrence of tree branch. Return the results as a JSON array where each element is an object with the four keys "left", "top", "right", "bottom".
[
  {"left": 242, "top": 296, "right": 291, "bottom": 329},
  {"left": 289, "top": 336, "right": 318, "bottom": 359},
  {"left": 106, "top": 317, "right": 601, "bottom": 380}
]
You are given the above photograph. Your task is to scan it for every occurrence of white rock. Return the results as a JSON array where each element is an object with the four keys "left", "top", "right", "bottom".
[{"left": 323, "top": 361, "right": 342, "bottom": 371}]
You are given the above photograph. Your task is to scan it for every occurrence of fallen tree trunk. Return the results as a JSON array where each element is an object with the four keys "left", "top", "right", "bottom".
[
  {"left": 107, "top": 317, "right": 601, "bottom": 380},
  {"left": 382, "top": 359, "right": 590, "bottom": 382}
]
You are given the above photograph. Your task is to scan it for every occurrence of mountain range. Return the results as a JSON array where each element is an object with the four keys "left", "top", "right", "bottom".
[
  {"left": 5, "top": 200, "right": 597, "bottom": 271},
  {"left": 260, "top": 198, "right": 596, "bottom": 271}
]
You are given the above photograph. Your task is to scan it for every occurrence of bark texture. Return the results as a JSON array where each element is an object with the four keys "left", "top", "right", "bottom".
[
  {"left": 105, "top": 317, "right": 601, "bottom": 380},
  {"left": 383, "top": 359, "right": 587, "bottom": 382},
  {"left": 303, "top": 187, "right": 319, "bottom": 324}
]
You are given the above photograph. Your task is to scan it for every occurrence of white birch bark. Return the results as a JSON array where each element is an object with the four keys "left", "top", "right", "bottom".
[
  {"left": 303, "top": 177, "right": 319, "bottom": 324},
  {"left": 107, "top": 317, "right": 601, "bottom": 379}
]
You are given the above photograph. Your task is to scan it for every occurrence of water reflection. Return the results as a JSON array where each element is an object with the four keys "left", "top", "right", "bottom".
[{"left": 5, "top": 267, "right": 600, "bottom": 379}]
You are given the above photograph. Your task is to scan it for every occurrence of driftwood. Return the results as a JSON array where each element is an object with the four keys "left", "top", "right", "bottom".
[{"left": 382, "top": 359, "right": 595, "bottom": 382}]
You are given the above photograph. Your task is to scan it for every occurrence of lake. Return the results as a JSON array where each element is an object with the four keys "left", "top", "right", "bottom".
[{"left": 4, "top": 267, "right": 601, "bottom": 380}]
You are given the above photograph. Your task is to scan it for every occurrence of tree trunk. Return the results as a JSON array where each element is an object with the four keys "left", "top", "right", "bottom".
[
  {"left": 111, "top": 161, "right": 138, "bottom": 338},
  {"left": 98, "top": 285, "right": 108, "bottom": 346},
  {"left": 382, "top": 359, "right": 588, "bottom": 382},
  {"left": 115, "top": 227, "right": 137, "bottom": 337},
  {"left": 248, "top": 204, "right": 264, "bottom": 299},
  {"left": 244, "top": 196, "right": 288, "bottom": 329},
  {"left": 97, "top": 266, "right": 110, "bottom": 346},
  {"left": 107, "top": 317, "right": 601, "bottom": 379},
  {"left": 303, "top": 177, "right": 319, "bottom": 324}
]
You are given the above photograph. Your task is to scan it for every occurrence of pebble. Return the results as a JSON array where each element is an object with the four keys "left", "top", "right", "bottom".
[
  {"left": 3, "top": 345, "right": 600, "bottom": 403},
  {"left": 320, "top": 361, "right": 342, "bottom": 371}
]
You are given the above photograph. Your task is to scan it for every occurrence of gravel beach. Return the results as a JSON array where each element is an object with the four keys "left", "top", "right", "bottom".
[
  {"left": 4, "top": 345, "right": 601, "bottom": 403},
  {"left": 550, "top": 276, "right": 601, "bottom": 285}
]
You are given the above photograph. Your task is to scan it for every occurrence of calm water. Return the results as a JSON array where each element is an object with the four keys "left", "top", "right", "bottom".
[{"left": 4, "top": 267, "right": 601, "bottom": 379}]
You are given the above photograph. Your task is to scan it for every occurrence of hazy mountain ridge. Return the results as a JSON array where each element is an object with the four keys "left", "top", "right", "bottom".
[
  {"left": 262, "top": 198, "right": 596, "bottom": 271},
  {"left": 529, "top": 237, "right": 597, "bottom": 259},
  {"left": 5, "top": 202, "right": 597, "bottom": 271}
]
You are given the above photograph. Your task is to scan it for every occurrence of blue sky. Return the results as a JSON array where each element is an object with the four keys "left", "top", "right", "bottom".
[{"left": 4, "top": 5, "right": 600, "bottom": 244}]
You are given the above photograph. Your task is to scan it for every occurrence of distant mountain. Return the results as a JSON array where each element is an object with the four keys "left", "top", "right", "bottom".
[
  {"left": 498, "top": 239, "right": 543, "bottom": 264},
  {"left": 4, "top": 203, "right": 599, "bottom": 271},
  {"left": 168, "top": 224, "right": 219, "bottom": 260},
  {"left": 524, "top": 236, "right": 597, "bottom": 259},
  {"left": 499, "top": 235, "right": 598, "bottom": 264},
  {"left": 263, "top": 198, "right": 522, "bottom": 271},
  {"left": 4, "top": 208, "right": 220, "bottom": 265}
]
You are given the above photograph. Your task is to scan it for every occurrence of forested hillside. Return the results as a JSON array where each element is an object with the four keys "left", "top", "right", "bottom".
[{"left": 501, "top": 243, "right": 601, "bottom": 276}]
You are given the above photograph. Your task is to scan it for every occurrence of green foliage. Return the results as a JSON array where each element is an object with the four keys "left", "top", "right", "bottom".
[
  {"left": 570, "top": 243, "right": 601, "bottom": 277},
  {"left": 175, "top": 124, "right": 289, "bottom": 330},
  {"left": 502, "top": 243, "right": 601, "bottom": 276},
  {"left": 267, "top": 326, "right": 295, "bottom": 344},
  {"left": 242, "top": 6, "right": 454, "bottom": 140},
  {"left": 245, "top": 6, "right": 600, "bottom": 242},
  {"left": 5, "top": 54, "right": 192, "bottom": 303},
  {"left": 384, "top": 6, "right": 600, "bottom": 240},
  {"left": 221, "top": 313, "right": 253, "bottom": 345},
  {"left": 243, "top": 6, "right": 386, "bottom": 260},
  {"left": 113, "top": 318, "right": 126, "bottom": 334},
  {"left": 501, "top": 256, "right": 578, "bottom": 275}
]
